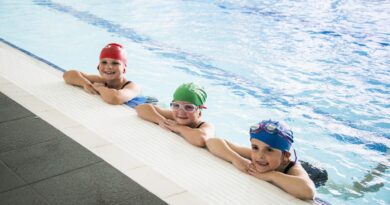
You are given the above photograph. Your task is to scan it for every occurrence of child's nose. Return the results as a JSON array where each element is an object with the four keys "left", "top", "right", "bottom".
[
  {"left": 255, "top": 151, "right": 265, "bottom": 159},
  {"left": 177, "top": 108, "right": 187, "bottom": 115}
]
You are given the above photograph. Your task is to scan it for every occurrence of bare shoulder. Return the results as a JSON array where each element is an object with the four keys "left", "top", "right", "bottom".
[
  {"left": 288, "top": 162, "right": 310, "bottom": 177},
  {"left": 122, "top": 81, "right": 141, "bottom": 92},
  {"left": 199, "top": 121, "right": 214, "bottom": 129}
]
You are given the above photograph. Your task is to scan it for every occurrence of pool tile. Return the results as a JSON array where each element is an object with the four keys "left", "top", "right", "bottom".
[
  {"left": 11, "top": 95, "right": 52, "bottom": 113},
  {"left": 0, "top": 82, "right": 30, "bottom": 99},
  {"left": 0, "top": 116, "right": 64, "bottom": 153},
  {"left": 289, "top": 198, "right": 313, "bottom": 205},
  {"left": 92, "top": 144, "right": 145, "bottom": 172},
  {"left": 36, "top": 109, "right": 80, "bottom": 129},
  {"left": 0, "top": 92, "right": 33, "bottom": 123},
  {"left": 164, "top": 191, "right": 208, "bottom": 205},
  {"left": 0, "top": 160, "right": 26, "bottom": 193},
  {"left": 123, "top": 166, "right": 185, "bottom": 198},
  {"left": 0, "top": 186, "right": 49, "bottom": 205},
  {"left": 32, "top": 162, "right": 167, "bottom": 205},
  {"left": 0, "top": 137, "right": 102, "bottom": 183},
  {"left": 61, "top": 125, "right": 110, "bottom": 149}
]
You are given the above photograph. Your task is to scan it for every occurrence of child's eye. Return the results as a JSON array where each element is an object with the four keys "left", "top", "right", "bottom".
[
  {"left": 251, "top": 145, "right": 258, "bottom": 151},
  {"left": 267, "top": 147, "right": 274, "bottom": 152},
  {"left": 112, "top": 62, "right": 120, "bottom": 65},
  {"left": 101, "top": 61, "right": 107, "bottom": 64}
]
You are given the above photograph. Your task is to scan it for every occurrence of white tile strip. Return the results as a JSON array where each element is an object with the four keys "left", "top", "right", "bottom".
[
  {"left": 123, "top": 166, "right": 185, "bottom": 198},
  {"left": 0, "top": 41, "right": 314, "bottom": 205}
]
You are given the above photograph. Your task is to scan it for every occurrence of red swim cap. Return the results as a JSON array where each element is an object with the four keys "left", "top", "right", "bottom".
[{"left": 99, "top": 43, "right": 127, "bottom": 66}]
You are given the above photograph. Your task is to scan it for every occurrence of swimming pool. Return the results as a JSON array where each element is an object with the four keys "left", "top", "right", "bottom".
[{"left": 1, "top": 0, "right": 389, "bottom": 204}]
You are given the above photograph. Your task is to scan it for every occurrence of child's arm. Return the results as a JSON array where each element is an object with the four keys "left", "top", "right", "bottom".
[
  {"left": 135, "top": 104, "right": 173, "bottom": 127},
  {"left": 248, "top": 163, "right": 316, "bottom": 200},
  {"left": 92, "top": 82, "right": 140, "bottom": 105},
  {"left": 63, "top": 70, "right": 103, "bottom": 94},
  {"left": 164, "top": 121, "right": 215, "bottom": 147},
  {"left": 206, "top": 138, "right": 251, "bottom": 172},
  {"left": 225, "top": 140, "right": 252, "bottom": 160}
]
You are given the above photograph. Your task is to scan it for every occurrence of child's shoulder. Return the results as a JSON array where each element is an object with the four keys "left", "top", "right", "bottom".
[{"left": 283, "top": 161, "right": 310, "bottom": 178}]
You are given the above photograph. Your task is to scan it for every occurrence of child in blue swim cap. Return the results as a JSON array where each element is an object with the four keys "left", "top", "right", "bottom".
[{"left": 206, "top": 119, "right": 316, "bottom": 200}]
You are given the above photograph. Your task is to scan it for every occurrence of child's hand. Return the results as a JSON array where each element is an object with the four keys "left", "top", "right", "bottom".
[
  {"left": 232, "top": 157, "right": 251, "bottom": 173},
  {"left": 157, "top": 119, "right": 171, "bottom": 131},
  {"left": 247, "top": 163, "right": 274, "bottom": 181},
  {"left": 91, "top": 82, "right": 107, "bottom": 94},
  {"left": 83, "top": 83, "right": 98, "bottom": 94},
  {"left": 164, "top": 119, "right": 180, "bottom": 133},
  {"left": 92, "top": 82, "right": 105, "bottom": 89},
  {"left": 92, "top": 82, "right": 104, "bottom": 86}
]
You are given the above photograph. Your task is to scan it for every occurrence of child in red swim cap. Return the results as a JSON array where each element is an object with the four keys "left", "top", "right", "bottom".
[{"left": 63, "top": 43, "right": 140, "bottom": 105}]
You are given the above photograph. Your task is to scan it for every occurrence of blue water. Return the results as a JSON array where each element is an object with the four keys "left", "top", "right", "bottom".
[{"left": 1, "top": 0, "right": 389, "bottom": 204}]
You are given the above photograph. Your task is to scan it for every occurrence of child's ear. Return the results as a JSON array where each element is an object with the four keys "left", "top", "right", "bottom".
[
  {"left": 282, "top": 152, "right": 291, "bottom": 163},
  {"left": 123, "top": 68, "right": 126, "bottom": 74},
  {"left": 97, "top": 65, "right": 99, "bottom": 70},
  {"left": 284, "top": 152, "right": 291, "bottom": 158}
]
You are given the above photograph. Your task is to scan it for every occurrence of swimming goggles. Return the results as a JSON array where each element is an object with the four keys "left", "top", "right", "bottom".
[
  {"left": 250, "top": 121, "right": 294, "bottom": 144},
  {"left": 170, "top": 102, "right": 200, "bottom": 113}
]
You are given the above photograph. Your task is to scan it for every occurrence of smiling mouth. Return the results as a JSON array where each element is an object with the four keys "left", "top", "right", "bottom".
[
  {"left": 103, "top": 71, "right": 116, "bottom": 75},
  {"left": 255, "top": 161, "right": 269, "bottom": 167}
]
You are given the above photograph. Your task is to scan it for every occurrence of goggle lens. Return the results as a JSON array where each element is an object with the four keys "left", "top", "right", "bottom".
[
  {"left": 170, "top": 102, "right": 198, "bottom": 113},
  {"left": 250, "top": 121, "right": 293, "bottom": 143}
]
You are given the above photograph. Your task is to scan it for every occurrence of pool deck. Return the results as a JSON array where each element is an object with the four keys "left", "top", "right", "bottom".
[
  {"left": 0, "top": 39, "right": 314, "bottom": 205},
  {"left": 0, "top": 92, "right": 167, "bottom": 205}
]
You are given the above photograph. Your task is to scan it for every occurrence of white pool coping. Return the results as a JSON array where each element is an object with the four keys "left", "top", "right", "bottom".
[{"left": 0, "top": 40, "right": 313, "bottom": 205}]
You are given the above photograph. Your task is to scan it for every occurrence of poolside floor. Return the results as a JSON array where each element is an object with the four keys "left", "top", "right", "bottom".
[{"left": 0, "top": 92, "right": 167, "bottom": 205}]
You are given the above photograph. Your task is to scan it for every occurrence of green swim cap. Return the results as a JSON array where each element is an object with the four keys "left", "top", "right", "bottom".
[{"left": 173, "top": 83, "right": 207, "bottom": 106}]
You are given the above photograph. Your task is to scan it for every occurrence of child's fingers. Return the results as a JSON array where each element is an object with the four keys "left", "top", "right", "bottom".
[
  {"left": 90, "top": 89, "right": 98, "bottom": 95},
  {"left": 84, "top": 84, "right": 98, "bottom": 94},
  {"left": 92, "top": 82, "right": 104, "bottom": 87},
  {"left": 247, "top": 163, "right": 255, "bottom": 170},
  {"left": 164, "top": 119, "right": 177, "bottom": 126},
  {"left": 159, "top": 122, "right": 172, "bottom": 131},
  {"left": 90, "top": 89, "right": 98, "bottom": 94}
]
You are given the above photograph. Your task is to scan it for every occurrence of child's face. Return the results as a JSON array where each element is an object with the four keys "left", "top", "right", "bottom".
[
  {"left": 171, "top": 101, "right": 201, "bottom": 126},
  {"left": 98, "top": 58, "right": 126, "bottom": 81},
  {"left": 250, "top": 138, "right": 288, "bottom": 173}
]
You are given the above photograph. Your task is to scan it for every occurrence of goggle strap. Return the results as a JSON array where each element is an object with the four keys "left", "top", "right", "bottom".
[{"left": 293, "top": 148, "right": 298, "bottom": 163}]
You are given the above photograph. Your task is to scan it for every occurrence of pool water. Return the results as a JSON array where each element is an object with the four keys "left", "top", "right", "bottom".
[{"left": 1, "top": 0, "right": 389, "bottom": 204}]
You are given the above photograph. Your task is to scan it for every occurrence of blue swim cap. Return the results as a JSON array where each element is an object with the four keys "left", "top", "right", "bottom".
[{"left": 249, "top": 120, "right": 294, "bottom": 152}]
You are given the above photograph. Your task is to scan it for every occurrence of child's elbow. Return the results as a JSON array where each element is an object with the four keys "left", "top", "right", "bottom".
[
  {"left": 135, "top": 104, "right": 152, "bottom": 116},
  {"left": 205, "top": 138, "right": 224, "bottom": 151},
  {"left": 297, "top": 185, "right": 316, "bottom": 200},
  {"left": 205, "top": 137, "right": 218, "bottom": 148},
  {"left": 63, "top": 70, "right": 74, "bottom": 83},
  {"left": 193, "top": 136, "right": 207, "bottom": 147},
  {"left": 104, "top": 96, "right": 125, "bottom": 105}
]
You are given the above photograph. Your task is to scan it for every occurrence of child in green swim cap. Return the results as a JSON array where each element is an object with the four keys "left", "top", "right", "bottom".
[{"left": 135, "top": 83, "right": 214, "bottom": 147}]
